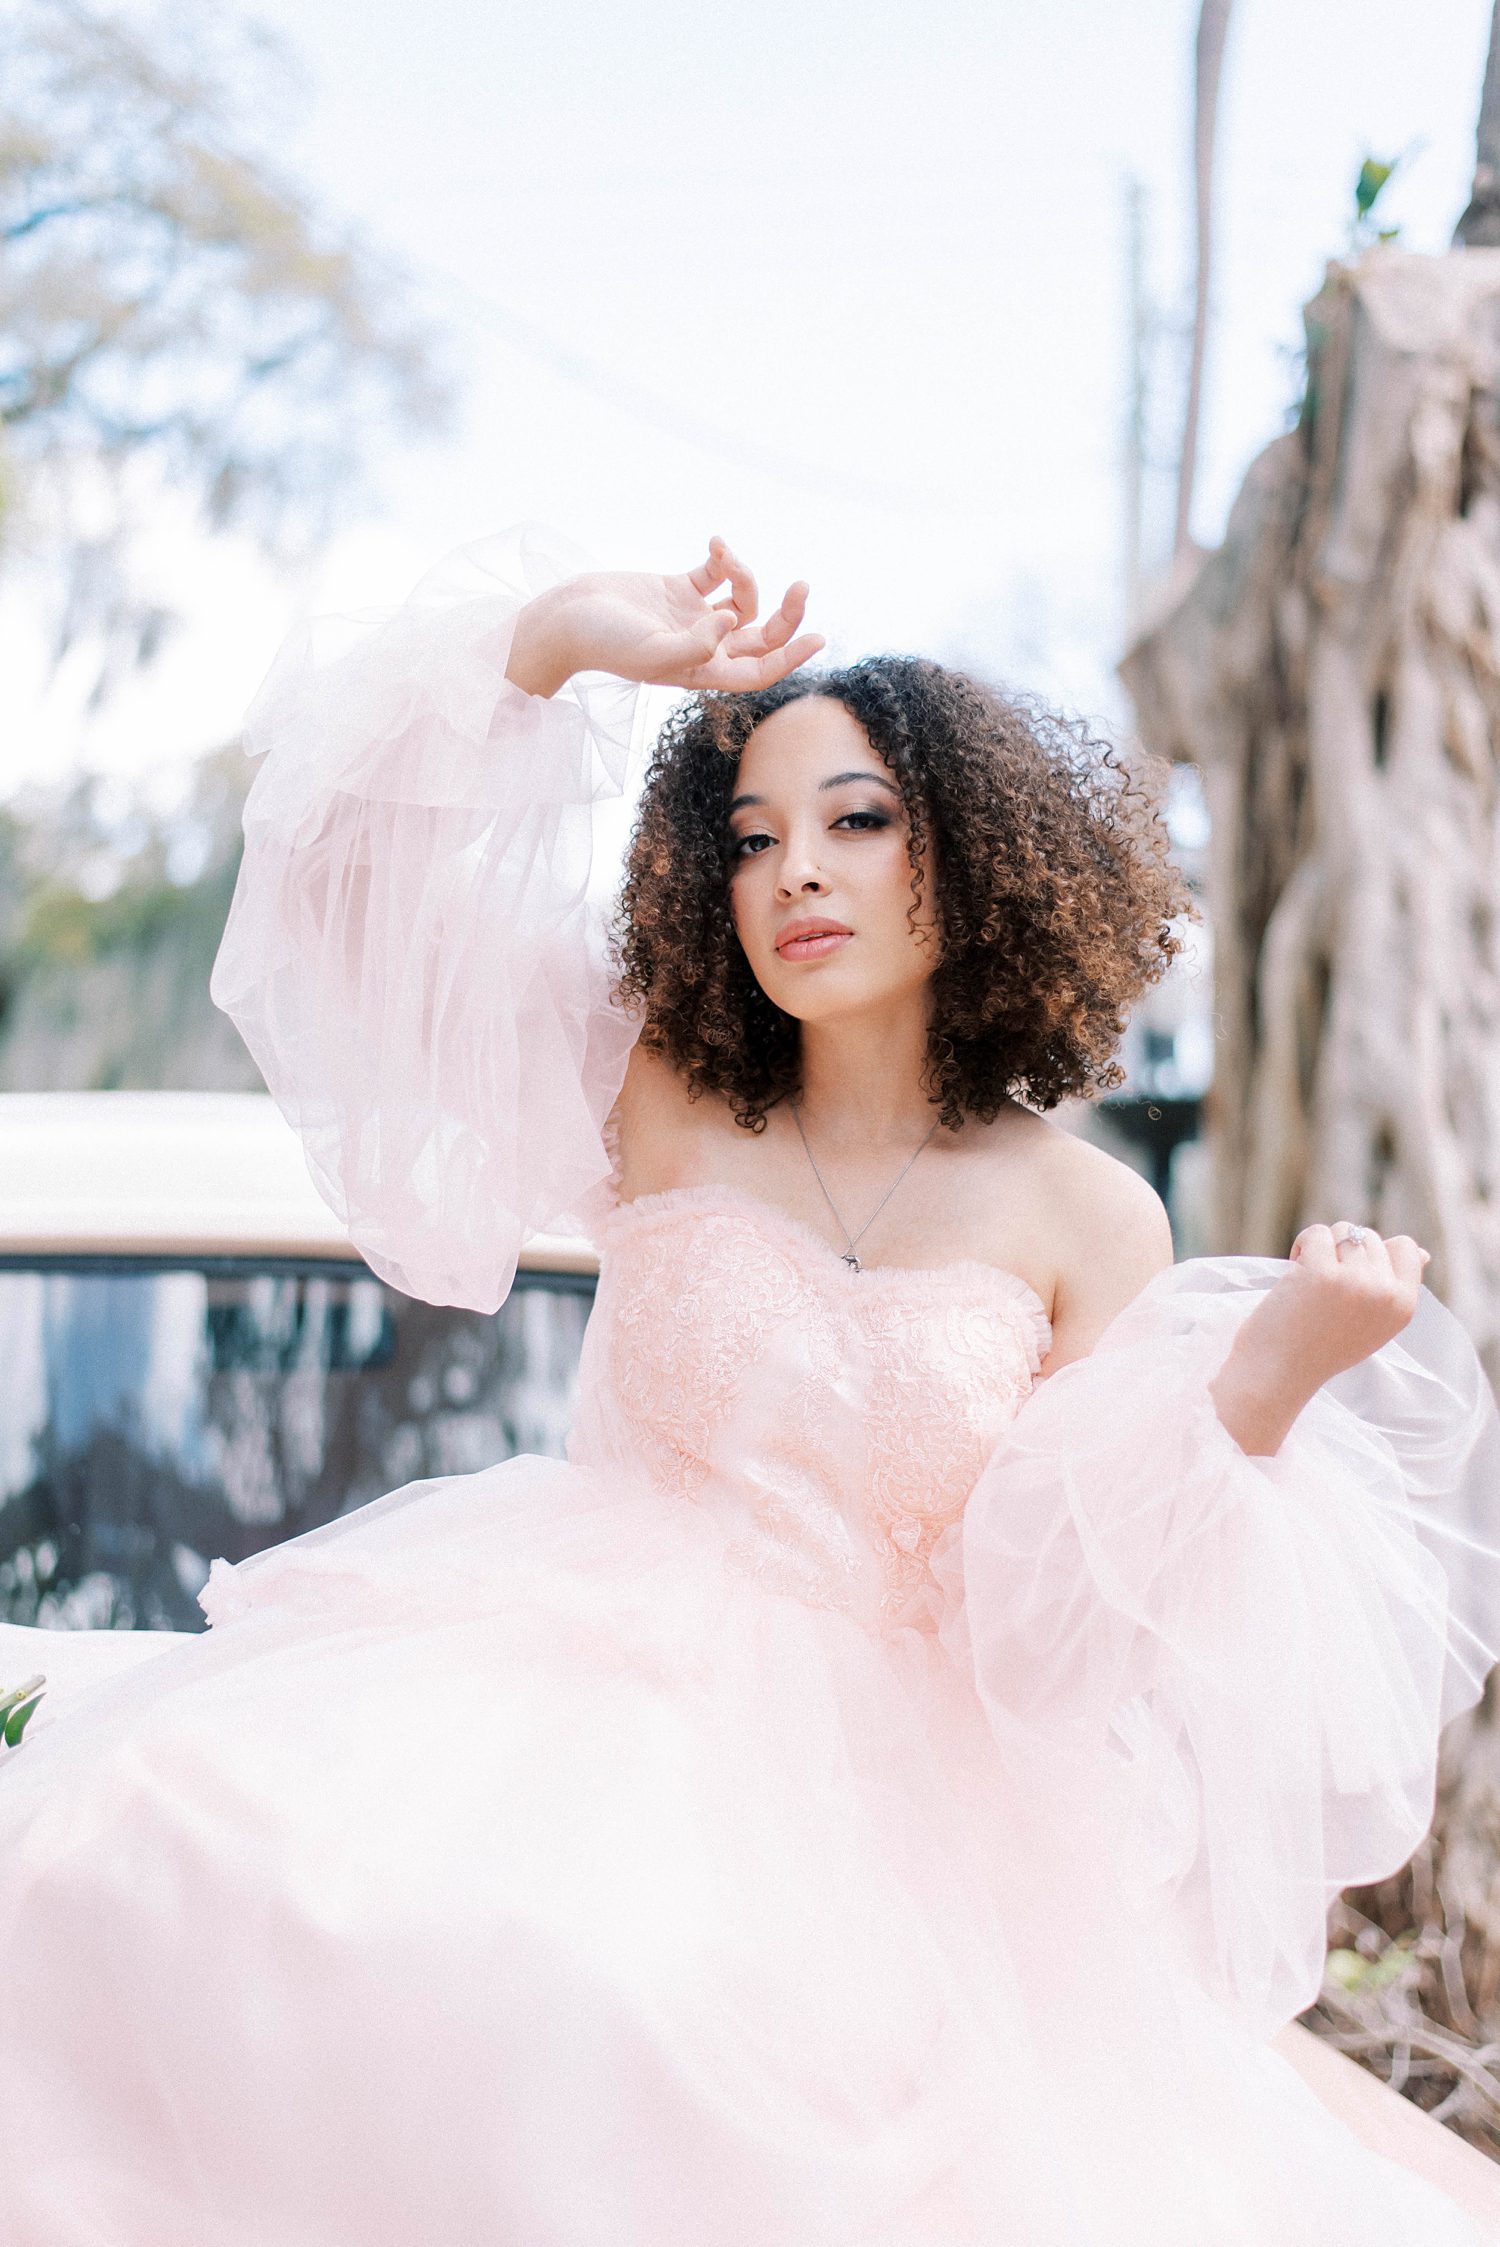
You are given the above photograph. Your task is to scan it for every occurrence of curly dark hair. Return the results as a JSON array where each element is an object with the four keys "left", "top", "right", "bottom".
[{"left": 611, "top": 655, "right": 1194, "bottom": 1132}]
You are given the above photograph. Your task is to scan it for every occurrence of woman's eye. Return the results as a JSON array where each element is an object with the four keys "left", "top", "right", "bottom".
[{"left": 730, "top": 811, "right": 889, "bottom": 859}]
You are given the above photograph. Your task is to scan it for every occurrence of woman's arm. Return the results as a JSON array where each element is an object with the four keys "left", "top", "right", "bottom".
[
  {"left": 1040, "top": 1139, "right": 1431, "bottom": 1458},
  {"left": 964, "top": 1153, "right": 1493, "bottom": 2038},
  {"left": 211, "top": 529, "right": 823, "bottom": 1313},
  {"left": 1038, "top": 1138, "right": 1175, "bottom": 1375}
]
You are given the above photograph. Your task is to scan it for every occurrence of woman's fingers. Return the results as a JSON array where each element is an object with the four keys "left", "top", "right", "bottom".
[
  {"left": 685, "top": 538, "right": 725, "bottom": 597},
  {"left": 727, "top": 631, "right": 826, "bottom": 688},
  {"left": 686, "top": 609, "right": 740, "bottom": 660},
  {"left": 671, "top": 554, "right": 821, "bottom": 686},
  {"left": 1292, "top": 1222, "right": 1431, "bottom": 1292},
  {"left": 718, "top": 581, "right": 811, "bottom": 660},
  {"left": 1329, "top": 1223, "right": 1430, "bottom": 1283},
  {"left": 758, "top": 581, "right": 810, "bottom": 652},
  {"left": 1383, "top": 1234, "right": 1431, "bottom": 1290},
  {"left": 771, "top": 630, "right": 826, "bottom": 680},
  {"left": 721, "top": 545, "right": 758, "bottom": 622},
  {"left": 1289, "top": 1223, "right": 1339, "bottom": 1273},
  {"left": 1331, "top": 1223, "right": 1384, "bottom": 1261},
  {"left": 685, "top": 535, "right": 758, "bottom": 623}
]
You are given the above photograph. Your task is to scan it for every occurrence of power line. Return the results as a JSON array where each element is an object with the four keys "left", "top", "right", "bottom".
[{"left": 431, "top": 269, "right": 998, "bottom": 521}]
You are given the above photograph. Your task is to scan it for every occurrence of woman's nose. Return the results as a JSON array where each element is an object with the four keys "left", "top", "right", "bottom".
[{"left": 775, "top": 827, "right": 827, "bottom": 898}]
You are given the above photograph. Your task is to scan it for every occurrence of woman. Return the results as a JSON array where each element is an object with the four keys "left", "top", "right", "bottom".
[{"left": 3, "top": 527, "right": 1500, "bottom": 2244}]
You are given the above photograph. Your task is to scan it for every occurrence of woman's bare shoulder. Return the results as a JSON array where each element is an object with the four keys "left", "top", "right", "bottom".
[
  {"left": 610, "top": 1043, "right": 735, "bottom": 1197},
  {"left": 968, "top": 1103, "right": 1167, "bottom": 1233},
  {"left": 1035, "top": 1117, "right": 1171, "bottom": 1236},
  {"left": 1019, "top": 1116, "right": 1175, "bottom": 1372},
  {"left": 618, "top": 1039, "right": 689, "bottom": 1122}
]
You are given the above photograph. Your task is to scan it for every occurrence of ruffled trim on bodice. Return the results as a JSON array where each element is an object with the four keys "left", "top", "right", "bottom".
[{"left": 598, "top": 1181, "right": 1054, "bottom": 1374}]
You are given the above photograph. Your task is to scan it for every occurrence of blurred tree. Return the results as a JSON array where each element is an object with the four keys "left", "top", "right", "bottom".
[
  {"left": 0, "top": 750, "right": 258, "bottom": 1089},
  {"left": 0, "top": 0, "right": 447, "bottom": 697},
  {"left": 1121, "top": 124, "right": 1500, "bottom": 2142}
]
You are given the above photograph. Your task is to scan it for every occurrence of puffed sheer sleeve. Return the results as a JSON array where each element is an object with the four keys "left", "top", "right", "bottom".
[
  {"left": 943, "top": 1256, "right": 1500, "bottom": 2039},
  {"left": 210, "top": 528, "right": 645, "bottom": 1312}
]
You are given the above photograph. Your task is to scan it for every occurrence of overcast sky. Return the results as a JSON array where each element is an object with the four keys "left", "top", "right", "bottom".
[{"left": 5, "top": 0, "right": 1494, "bottom": 803}]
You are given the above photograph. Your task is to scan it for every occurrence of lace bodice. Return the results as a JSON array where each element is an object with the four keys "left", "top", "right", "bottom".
[{"left": 566, "top": 1185, "right": 1051, "bottom": 1634}]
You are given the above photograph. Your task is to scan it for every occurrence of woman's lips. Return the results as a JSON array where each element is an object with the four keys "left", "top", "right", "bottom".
[{"left": 776, "top": 929, "right": 852, "bottom": 962}]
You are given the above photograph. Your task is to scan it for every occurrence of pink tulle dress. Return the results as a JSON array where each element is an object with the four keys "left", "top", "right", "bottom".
[{"left": 4, "top": 532, "right": 1500, "bottom": 2245}]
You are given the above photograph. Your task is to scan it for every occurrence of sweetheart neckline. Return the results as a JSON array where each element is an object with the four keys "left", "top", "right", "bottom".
[{"left": 601, "top": 1181, "right": 1054, "bottom": 1341}]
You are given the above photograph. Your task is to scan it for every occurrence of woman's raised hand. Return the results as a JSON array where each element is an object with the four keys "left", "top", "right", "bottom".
[
  {"left": 1209, "top": 1222, "right": 1432, "bottom": 1458},
  {"left": 505, "top": 536, "right": 826, "bottom": 699}
]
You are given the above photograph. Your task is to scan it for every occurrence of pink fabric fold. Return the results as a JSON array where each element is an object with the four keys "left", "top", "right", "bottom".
[
  {"left": 210, "top": 527, "right": 645, "bottom": 1311},
  {"left": 943, "top": 1253, "right": 1500, "bottom": 2037}
]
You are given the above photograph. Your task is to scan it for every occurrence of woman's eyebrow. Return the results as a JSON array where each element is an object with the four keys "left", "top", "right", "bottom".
[
  {"left": 728, "top": 771, "right": 901, "bottom": 814},
  {"left": 818, "top": 770, "right": 902, "bottom": 797}
]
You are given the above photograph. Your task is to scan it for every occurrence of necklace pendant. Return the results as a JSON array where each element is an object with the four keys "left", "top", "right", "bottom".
[{"left": 788, "top": 1099, "right": 939, "bottom": 1284}]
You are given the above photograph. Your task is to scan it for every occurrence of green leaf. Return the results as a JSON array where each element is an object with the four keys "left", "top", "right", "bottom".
[
  {"left": 1324, "top": 1936, "right": 1414, "bottom": 1995},
  {"left": 0, "top": 1674, "right": 46, "bottom": 1723},
  {"left": 1325, "top": 1947, "right": 1367, "bottom": 1991},
  {"left": 3, "top": 1693, "right": 44, "bottom": 1747},
  {"left": 1356, "top": 157, "right": 1395, "bottom": 219}
]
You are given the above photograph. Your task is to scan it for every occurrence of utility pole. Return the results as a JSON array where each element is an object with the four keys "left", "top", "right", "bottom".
[
  {"left": 1174, "top": 0, "right": 1235, "bottom": 559},
  {"left": 1454, "top": 0, "right": 1500, "bottom": 246},
  {"left": 1123, "top": 173, "right": 1150, "bottom": 633}
]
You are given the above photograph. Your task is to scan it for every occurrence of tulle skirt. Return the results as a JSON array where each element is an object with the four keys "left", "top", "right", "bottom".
[{"left": 0, "top": 1440, "right": 1494, "bottom": 2247}]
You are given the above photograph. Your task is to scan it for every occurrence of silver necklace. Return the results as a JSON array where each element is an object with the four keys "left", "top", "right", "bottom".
[{"left": 789, "top": 1102, "right": 940, "bottom": 1272}]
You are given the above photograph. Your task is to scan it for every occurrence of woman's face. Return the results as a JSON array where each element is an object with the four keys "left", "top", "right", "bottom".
[{"left": 727, "top": 696, "right": 939, "bottom": 1024}]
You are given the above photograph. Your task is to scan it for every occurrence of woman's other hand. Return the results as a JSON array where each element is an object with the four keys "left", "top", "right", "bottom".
[
  {"left": 504, "top": 535, "right": 825, "bottom": 699},
  {"left": 1210, "top": 1224, "right": 1431, "bottom": 1457},
  {"left": 1277, "top": 1224, "right": 1432, "bottom": 1381}
]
